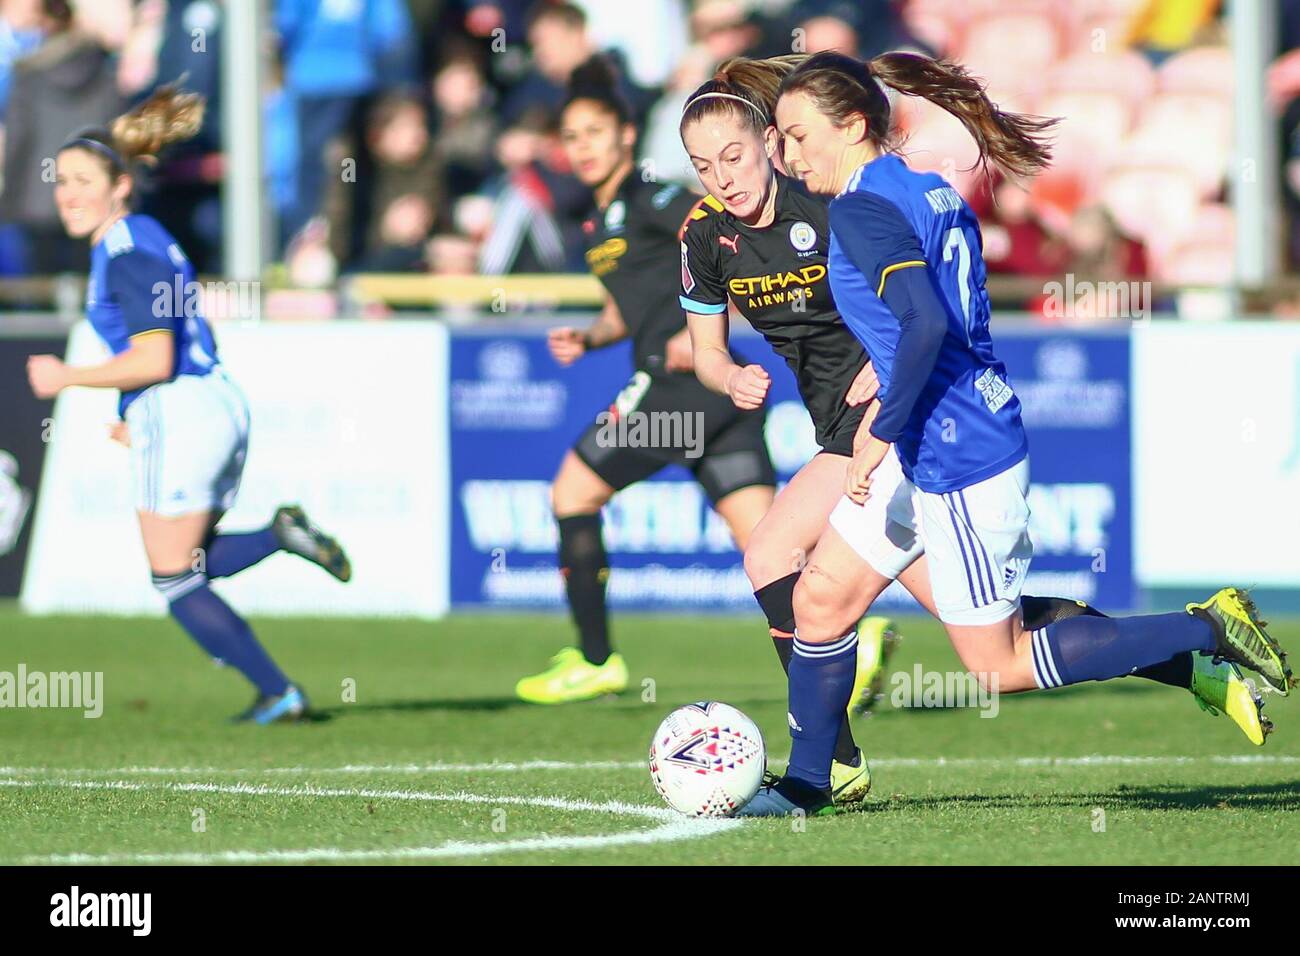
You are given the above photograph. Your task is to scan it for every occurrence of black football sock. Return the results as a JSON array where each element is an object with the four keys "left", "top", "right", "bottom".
[
  {"left": 755, "top": 571, "right": 859, "bottom": 766},
  {"left": 557, "top": 512, "right": 612, "bottom": 666},
  {"left": 1020, "top": 595, "right": 1193, "bottom": 688}
]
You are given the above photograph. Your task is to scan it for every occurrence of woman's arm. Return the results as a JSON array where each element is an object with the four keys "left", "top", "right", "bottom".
[
  {"left": 582, "top": 295, "right": 629, "bottom": 350},
  {"left": 27, "top": 332, "right": 174, "bottom": 399},
  {"left": 687, "top": 309, "right": 769, "bottom": 409},
  {"left": 548, "top": 296, "right": 628, "bottom": 366}
]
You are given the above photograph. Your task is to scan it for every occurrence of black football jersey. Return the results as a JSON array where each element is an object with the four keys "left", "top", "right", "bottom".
[
  {"left": 678, "top": 173, "right": 869, "bottom": 448},
  {"left": 582, "top": 175, "right": 701, "bottom": 372}
]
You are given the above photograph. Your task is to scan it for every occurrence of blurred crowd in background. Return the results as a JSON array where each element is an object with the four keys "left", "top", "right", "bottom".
[{"left": 0, "top": 0, "right": 1296, "bottom": 316}]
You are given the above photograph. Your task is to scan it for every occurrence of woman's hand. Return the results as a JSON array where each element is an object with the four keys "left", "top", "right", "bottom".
[
  {"left": 724, "top": 364, "right": 770, "bottom": 410},
  {"left": 27, "top": 354, "right": 69, "bottom": 399},
  {"left": 845, "top": 435, "right": 890, "bottom": 504},
  {"left": 108, "top": 421, "right": 131, "bottom": 447},
  {"left": 547, "top": 327, "right": 586, "bottom": 366},
  {"left": 845, "top": 359, "right": 879, "bottom": 406}
]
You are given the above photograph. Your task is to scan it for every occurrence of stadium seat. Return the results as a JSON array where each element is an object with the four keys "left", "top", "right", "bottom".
[
  {"left": 1155, "top": 236, "right": 1235, "bottom": 285},
  {"left": 1045, "top": 51, "right": 1156, "bottom": 107},
  {"left": 960, "top": 12, "right": 1062, "bottom": 101},
  {"left": 1158, "top": 45, "right": 1234, "bottom": 96},
  {"left": 1126, "top": 93, "right": 1231, "bottom": 195},
  {"left": 899, "top": 98, "right": 986, "bottom": 200},
  {"left": 1100, "top": 164, "right": 1200, "bottom": 248}
]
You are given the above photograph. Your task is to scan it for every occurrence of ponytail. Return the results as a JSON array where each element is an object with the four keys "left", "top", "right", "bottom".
[
  {"left": 779, "top": 51, "right": 1057, "bottom": 181},
  {"left": 60, "top": 82, "right": 205, "bottom": 177}
]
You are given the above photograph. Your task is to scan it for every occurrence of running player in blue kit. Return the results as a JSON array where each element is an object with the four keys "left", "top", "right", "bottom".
[
  {"left": 732, "top": 51, "right": 1293, "bottom": 815},
  {"left": 26, "top": 86, "right": 351, "bottom": 724}
]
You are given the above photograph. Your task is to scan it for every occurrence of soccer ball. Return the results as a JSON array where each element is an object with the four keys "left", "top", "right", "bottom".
[{"left": 648, "top": 701, "right": 766, "bottom": 817}]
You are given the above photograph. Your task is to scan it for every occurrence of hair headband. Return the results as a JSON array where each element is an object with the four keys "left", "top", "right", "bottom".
[
  {"left": 682, "top": 91, "right": 767, "bottom": 121},
  {"left": 62, "top": 137, "right": 124, "bottom": 168}
]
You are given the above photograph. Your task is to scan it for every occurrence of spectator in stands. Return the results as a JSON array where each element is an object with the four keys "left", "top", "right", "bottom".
[
  {"left": 981, "top": 180, "right": 1068, "bottom": 278},
  {"left": 0, "top": 0, "right": 121, "bottom": 274},
  {"left": 478, "top": 110, "right": 587, "bottom": 274},
  {"left": 1064, "top": 205, "right": 1148, "bottom": 282},
  {"left": 0, "top": 0, "right": 45, "bottom": 120},
  {"left": 1127, "top": 0, "right": 1222, "bottom": 65},
  {"left": 275, "top": 0, "right": 417, "bottom": 244},
  {"left": 322, "top": 92, "right": 444, "bottom": 272},
  {"left": 499, "top": 2, "right": 597, "bottom": 127},
  {"left": 115, "top": 0, "right": 165, "bottom": 98},
  {"left": 134, "top": 0, "right": 226, "bottom": 272},
  {"left": 429, "top": 45, "right": 495, "bottom": 213}
]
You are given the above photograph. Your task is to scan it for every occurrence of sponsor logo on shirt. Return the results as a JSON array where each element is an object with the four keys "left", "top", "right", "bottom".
[
  {"left": 585, "top": 238, "right": 627, "bottom": 276},
  {"left": 718, "top": 234, "right": 740, "bottom": 255},
  {"left": 974, "top": 367, "right": 1014, "bottom": 414}
]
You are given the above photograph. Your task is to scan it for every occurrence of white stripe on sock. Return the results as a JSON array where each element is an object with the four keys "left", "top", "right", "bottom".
[{"left": 792, "top": 630, "right": 858, "bottom": 659}]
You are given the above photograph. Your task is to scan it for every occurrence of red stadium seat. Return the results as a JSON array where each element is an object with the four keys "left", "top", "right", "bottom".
[
  {"left": 898, "top": 98, "right": 986, "bottom": 200},
  {"left": 1100, "top": 164, "right": 1200, "bottom": 249},
  {"left": 1045, "top": 51, "right": 1156, "bottom": 107},
  {"left": 1126, "top": 93, "right": 1231, "bottom": 195},
  {"left": 1157, "top": 45, "right": 1234, "bottom": 96},
  {"left": 960, "top": 12, "right": 1062, "bottom": 101}
]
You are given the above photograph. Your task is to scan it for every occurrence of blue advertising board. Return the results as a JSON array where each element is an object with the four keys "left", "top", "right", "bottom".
[
  {"left": 998, "top": 330, "right": 1134, "bottom": 610},
  {"left": 449, "top": 324, "right": 1134, "bottom": 612}
]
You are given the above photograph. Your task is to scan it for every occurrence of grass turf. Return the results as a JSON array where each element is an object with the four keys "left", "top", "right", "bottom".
[{"left": 0, "top": 606, "right": 1297, "bottom": 865}]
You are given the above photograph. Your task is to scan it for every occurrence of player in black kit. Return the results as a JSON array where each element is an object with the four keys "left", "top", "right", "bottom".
[{"left": 515, "top": 57, "right": 777, "bottom": 705}]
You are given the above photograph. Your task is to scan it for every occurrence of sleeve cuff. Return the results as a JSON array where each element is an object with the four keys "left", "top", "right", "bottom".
[{"left": 680, "top": 296, "right": 727, "bottom": 314}]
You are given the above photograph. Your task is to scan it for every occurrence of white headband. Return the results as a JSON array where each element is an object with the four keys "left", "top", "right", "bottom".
[{"left": 682, "top": 91, "right": 767, "bottom": 120}]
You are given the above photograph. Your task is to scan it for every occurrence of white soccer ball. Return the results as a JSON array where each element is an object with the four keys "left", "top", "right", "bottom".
[{"left": 648, "top": 701, "right": 766, "bottom": 817}]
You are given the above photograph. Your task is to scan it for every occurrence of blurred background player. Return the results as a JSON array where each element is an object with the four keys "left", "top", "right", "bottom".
[
  {"left": 24, "top": 86, "right": 352, "bottom": 724},
  {"left": 737, "top": 50, "right": 1286, "bottom": 816},
  {"left": 514, "top": 57, "right": 776, "bottom": 705}
]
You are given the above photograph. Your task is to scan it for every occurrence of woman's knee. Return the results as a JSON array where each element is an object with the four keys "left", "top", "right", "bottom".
[
  {"left": 742, "top": 519, "right": 801, "bottom": 589},
  {"left": 791, "top": 565, "right": 860, "bottom": 642}
]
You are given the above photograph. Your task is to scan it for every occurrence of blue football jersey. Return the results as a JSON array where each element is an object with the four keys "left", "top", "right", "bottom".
[
  {"left": 86, "top": 214, "right": 219, "bottom": 415},
  {"left": 827, "top": 155, "right": 1026, "bottom": 493}
]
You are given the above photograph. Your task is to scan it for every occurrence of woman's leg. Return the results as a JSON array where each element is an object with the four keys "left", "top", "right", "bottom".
[
  {"left": 551, "top": 449, "right": 617, "bottom": 665},
  {"left": 140, "top": 509, "right": 293, "bottom": 698},
  {"left": 712, "top": 484, "right": 774, "bottom": 553}
]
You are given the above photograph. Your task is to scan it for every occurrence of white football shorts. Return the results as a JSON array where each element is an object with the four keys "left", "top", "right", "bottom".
[
  {"left": 829, "top": 455, "right": 1033, "bottom": 626},
  {"left": 124, "top": 369, "right": 250, "bottom": 518}
]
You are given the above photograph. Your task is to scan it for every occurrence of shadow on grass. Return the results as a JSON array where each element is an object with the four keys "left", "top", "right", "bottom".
[
  {"left": 310, "top": 692, "right": 790, "bottom": 719},
  {"left": 859, "top": 781, "right": 1300, "bottom": 814}
]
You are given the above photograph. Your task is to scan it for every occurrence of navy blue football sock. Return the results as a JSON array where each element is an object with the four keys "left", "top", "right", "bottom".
[
  {"left": 204, "top": 528, "right": 280, "bottom": 579},
  {"left": 155, "top": 571, "right": 290, "bottom": 697},
  {"left": 785, "top": 630, "right": 858, "bottom": 791},
  {"left": 1031, "top": 612, "right": 1215, "bottom": 688}
]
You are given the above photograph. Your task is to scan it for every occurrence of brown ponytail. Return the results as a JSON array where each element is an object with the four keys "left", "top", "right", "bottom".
[
  {"left": 779, "top": 50, "right": 1057, "bottom": 181},
  {"left": 110, "top": 82, "right": 206, "bottom": 166},
  {"left": 680, "top": 54, "right": 807, "bottom": 136}
]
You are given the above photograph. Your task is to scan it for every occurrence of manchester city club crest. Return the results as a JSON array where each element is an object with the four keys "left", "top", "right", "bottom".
[
  {"left": 604, "top": 200, "right": 626, "bottom": 233},
  {"left": 789, "top": 220, "right": 816, "bottom": 252}
]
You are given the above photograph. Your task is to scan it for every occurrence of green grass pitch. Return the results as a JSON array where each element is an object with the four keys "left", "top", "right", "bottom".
[{"left": 1, "top": 605, "right": 1297, "bottom": 865}]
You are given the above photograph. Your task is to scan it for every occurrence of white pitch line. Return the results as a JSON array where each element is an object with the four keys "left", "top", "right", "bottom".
[
  {"left": 0, "top": 778, "right": 739, "bottom": 865},
  {"left": 2, "top": 754, "right": 1298, "bottom": 778}
]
